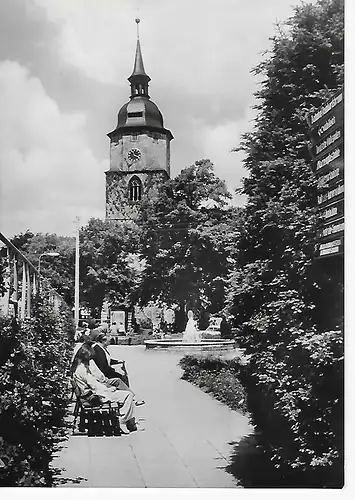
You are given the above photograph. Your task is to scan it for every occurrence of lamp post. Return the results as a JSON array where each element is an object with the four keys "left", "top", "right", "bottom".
[
  {"left": 74, "top": 217, "right": 80, "bottom": 329},
  {"left": 38, "top": 252, "right": 60, "bottom": 275}
]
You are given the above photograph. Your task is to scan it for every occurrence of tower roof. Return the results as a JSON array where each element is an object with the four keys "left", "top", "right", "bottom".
[
  {"left": 129, "top": 39, "right": 151, "bottom": 82},
  {"left": 128, "top": 19, "right": 150, "bottom": 83},
  {"left": 108, "top": 18, "right": 173, "bottom": 140}
]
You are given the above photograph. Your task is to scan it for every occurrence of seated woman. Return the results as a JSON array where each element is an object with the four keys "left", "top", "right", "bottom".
[{"left": 71, "top": 343, "right": 138, "bottom": 432}]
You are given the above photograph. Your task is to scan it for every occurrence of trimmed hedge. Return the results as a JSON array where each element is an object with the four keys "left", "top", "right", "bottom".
[{"left": 0, "top": 297, "right": 74, "bottom": 486}]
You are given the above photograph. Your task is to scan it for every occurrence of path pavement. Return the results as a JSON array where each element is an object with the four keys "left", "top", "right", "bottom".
[{"left": 53, "top": 345, "right": 254, "bottom": 488}]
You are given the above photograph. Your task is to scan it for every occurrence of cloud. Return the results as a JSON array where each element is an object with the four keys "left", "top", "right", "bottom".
[
  {"left": 0, "top": 0, "right": 318, "bottom": 236},
  {"left": 28, "top": 0, "right": 313, "bottom": 197},
  {"left": 0, "top": 60, "right": 107, "bottom": 237}
]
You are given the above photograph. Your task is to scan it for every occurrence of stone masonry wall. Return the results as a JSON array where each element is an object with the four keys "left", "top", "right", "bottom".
[
  {"left": 109, "top": 130, "right": 170, "bottom": 176},
  {"left": 106, "top": 169, "right": 168, "bottom": 221}
]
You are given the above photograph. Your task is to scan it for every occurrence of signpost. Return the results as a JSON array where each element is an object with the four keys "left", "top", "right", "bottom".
[{"left": 307, "top": 88, "right": 344, "bottom": 259}]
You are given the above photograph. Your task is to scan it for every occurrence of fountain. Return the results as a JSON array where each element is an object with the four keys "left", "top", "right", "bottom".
[{"left": 144, "top": 310, "right": 235, "bottom": 351}]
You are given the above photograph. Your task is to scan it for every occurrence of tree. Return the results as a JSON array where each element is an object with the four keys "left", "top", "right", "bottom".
[
  {"left": 79, "top": 218, "right": 141, "bottom": 316},
  {"left": 227, "top": 0, "right": 344, "bottom": 336},
  {"left": 10, "top": 232, "right": 75, "bottom": 306},
  {"left": 225, "top": 0, "right": 344, "bottom": 483},
  {"left": 139, "top": 159, "right": 240, "bottom": 327}
]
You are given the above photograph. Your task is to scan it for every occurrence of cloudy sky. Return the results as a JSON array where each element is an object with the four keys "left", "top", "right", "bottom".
[{"left": 0, "top": 0, "right": 317, "bottom": 238}]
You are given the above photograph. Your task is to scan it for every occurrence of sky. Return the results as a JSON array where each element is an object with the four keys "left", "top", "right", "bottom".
[{"left": 0, "top": 0, "right": 318, "bottom": 238}]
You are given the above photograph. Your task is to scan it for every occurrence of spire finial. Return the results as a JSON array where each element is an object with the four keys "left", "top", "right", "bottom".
[
  {"left": 128, "top": 17, "right": 150, "bottom": 98},
  {"left": 135, "top": 18, "right": 140, "bottom": 39}
]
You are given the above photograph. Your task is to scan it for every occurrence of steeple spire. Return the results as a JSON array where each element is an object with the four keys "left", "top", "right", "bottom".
[{"left": 128, "top": 18, "right": 151, "bottom": 99}]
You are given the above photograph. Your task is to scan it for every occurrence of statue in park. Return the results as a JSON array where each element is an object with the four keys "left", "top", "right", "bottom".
[{"left": 182, "top": 310, "right": 201, "bottom": 343}]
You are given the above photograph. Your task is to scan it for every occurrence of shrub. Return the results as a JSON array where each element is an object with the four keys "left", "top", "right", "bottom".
[
  {"left": 0, "top": 296, "right": 74, "bottom": 486},
  {"left": 135, "top": 315, "right": 153, "bottom": 333},
  {"left": 237, "top": 327, "right": 343, "bottom": 486},
  {"left": 224, "top": 0, "right": 344, "bottom": 486},
  {"left": 179, "top": 355, "right": 248, "bottom": 414}
]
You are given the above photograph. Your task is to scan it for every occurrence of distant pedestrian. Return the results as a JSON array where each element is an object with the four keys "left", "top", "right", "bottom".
[
  {"left": 110, "top": 321, "right": 119, "bottom": 336},
  {"left": 220, "top": 316, "right": 232, "bottom": 339}
]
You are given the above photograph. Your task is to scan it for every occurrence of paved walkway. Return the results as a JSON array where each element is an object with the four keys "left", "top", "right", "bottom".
[{"left": 53, "top": 345, "right": 254, "bottom": 488}]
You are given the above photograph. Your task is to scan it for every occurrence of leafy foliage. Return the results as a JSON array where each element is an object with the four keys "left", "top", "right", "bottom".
[
  {"left": 10, "top": 231, "right": 75, "bottom": 306},
  {"left": 0, "top": 298, "right": 74, "bottom": 486},
  {"left": 79, "top": 218, "right": 142, "bottom": 316},
  {"left": 139, "top": 160, "right": 240, "bottom": 324},
  {"left": 225, "top": 0, "right": 344, "bottom": 483},
  {"left": 10, "top": 220, "right": 143, "bottom": 317},
  {"left": 179, "top": 355, "right": 248, "bottom": 414}
]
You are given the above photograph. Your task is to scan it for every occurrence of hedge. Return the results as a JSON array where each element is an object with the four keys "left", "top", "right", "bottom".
[
  {"left": 0, "top": 297, "right": 74, "bottom": 486},
  {"left": 179, "top": 331, "right": 343, "bottom": 488},
  {"left": 179, "top": 355, "right": 248, "bottom": 414},
  {"left": 239, "top": 327, "right": 344, "bottom": 487}
]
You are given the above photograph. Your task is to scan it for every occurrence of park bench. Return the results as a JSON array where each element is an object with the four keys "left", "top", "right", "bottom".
[{"left": 71, "top": 379, "right": 122, "bottom": 437}]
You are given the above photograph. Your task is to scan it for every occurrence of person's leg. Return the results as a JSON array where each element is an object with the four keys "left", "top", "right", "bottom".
[
  {"left": 112, "top": 372, "right": 129, "bottom": 387},
  {"left": 106, "top": 377, "right": 133, "bottom": 394},
  {"left": 112, "top": 390, "right": 135, "bottom": 425}
]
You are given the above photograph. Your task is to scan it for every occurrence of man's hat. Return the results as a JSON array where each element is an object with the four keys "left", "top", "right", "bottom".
[{"left": 89, "top": 329, "right": 100, "bottom": 342}]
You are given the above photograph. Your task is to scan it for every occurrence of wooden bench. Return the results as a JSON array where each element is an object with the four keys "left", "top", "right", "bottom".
[{"left": 71, "top": 379, "right": 122, "bottom": 437}]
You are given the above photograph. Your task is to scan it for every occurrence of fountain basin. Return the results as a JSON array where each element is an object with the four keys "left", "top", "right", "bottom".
[{"left": 144, "top": 338, "right": 235, "bottom": 351}]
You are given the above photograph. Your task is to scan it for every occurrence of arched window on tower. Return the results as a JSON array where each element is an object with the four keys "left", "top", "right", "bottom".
[{"left": 128, "top": 176, "right": 142, "bottom": 202}]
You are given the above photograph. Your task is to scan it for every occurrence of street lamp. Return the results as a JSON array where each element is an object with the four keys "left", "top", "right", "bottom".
[{"left": 38, "top": 252, "right": 60, "bottom": 275}]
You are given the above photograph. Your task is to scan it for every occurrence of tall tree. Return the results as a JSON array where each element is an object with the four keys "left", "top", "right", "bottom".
[
  {"left": 139, "top": 159, "right": 239, "bottom": 325},
  {"left": 79, "top": 218, "right": 141, "bottom": 316},
  {"left": 228, "top": 0, "right": 344, "bottom": 337},
  {"left": 226, "top": 0, "right": 344, "bottom": 482}
]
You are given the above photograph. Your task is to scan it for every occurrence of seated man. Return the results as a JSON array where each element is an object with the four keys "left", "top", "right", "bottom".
[
  {"left": 89, "top": 327, "right": 129, "bottom": 384},
  {"left": 90, "top": 328, "right": 144, "bottom": 406}
]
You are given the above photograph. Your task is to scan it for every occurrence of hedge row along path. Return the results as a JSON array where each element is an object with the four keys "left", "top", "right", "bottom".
[{"left": 53, "top": 345, "right": 253, "bottom": 488}]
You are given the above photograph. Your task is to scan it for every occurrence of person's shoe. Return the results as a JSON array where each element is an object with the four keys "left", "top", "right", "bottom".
[
  {"left": 135, "top": 400, "right": 145, "bottom": 407},
  {"left": 126, "top": 418, "right": 138, "bottom": 432},
  {"left": 119, "top": 425, "right": 130, "bottom": 435}
]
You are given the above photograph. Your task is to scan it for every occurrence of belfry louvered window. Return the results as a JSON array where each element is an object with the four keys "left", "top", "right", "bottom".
[{"left": 128, "top": 176, "right": 142, "bottom": 202}]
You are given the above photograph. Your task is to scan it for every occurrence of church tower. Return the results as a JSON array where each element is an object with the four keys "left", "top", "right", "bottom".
[{"left": 106, "top": 19, "right": 173, "bottom": 221}]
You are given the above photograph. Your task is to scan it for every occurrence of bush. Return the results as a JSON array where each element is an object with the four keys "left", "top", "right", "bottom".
[
  {"left": 179, "top": 355, "right": 248, "bottom": 414},
  {"left": 223, "top": 0, "right": 344, "bottom": 486},
  {"left": 135, "top": 316, "right": 153, "bottom": 333},
  {"left": 180, "top": 327, "right": 343, "bottom": 487},
  {"left": 0, "top": 296, "right": 74, "bottom": 486},
  {"left": 237, "top": 327, "right": 343, "bottom": 486}
]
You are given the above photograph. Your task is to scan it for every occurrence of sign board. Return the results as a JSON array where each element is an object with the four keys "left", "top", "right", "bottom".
[
  {"left": 307, "top": 89, "right": 344, "bottom": 258},
  {"left": 111, "top": 310, "right": 126, "bottom": 333},
  {"left": 315, "top": 237, "right": 344, "bottom": 258}
]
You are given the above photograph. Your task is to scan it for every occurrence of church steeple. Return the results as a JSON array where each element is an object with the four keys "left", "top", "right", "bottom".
[
  {"left": 128, "top": 19, "right": 151, "bottom": 99},
  {"left": 105, "top": 17, "right": 173, "bottom": 222}
]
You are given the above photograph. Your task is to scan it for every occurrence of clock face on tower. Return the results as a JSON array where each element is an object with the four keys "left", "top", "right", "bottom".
[{"left": 127, "top": 148, "right": 141, "bottom": 163}]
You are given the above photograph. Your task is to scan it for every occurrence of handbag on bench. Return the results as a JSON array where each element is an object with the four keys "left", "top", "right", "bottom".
[{"left": 80, "top": 391, "right": 105, "bottom": 408}]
